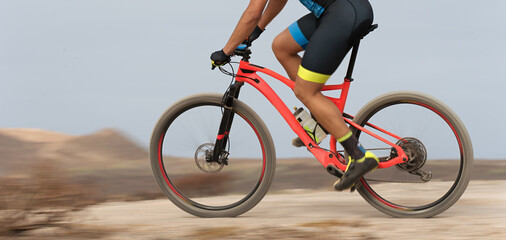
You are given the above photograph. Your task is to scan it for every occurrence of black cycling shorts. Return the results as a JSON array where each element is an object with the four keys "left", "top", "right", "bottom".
[{"left": 289, "top": 0, "right": 373, "bottom": 83}]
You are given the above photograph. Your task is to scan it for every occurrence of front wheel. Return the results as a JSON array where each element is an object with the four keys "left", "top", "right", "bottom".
[
  {"left": 352, "top": 91, "right": 473, "bottom": 218},
  {"left": 149, "top": 93, "right": 276, "bottom": 217}
]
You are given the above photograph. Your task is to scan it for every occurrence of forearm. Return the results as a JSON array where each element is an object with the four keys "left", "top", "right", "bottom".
[
  {"left": 223, "top": 0, "right": 268, "bottom": 55},
  {"left": 222, "top": 12, "right": 260, "bottom": 55},
  {"left": 258, "top": 0, "right": 288, "bottom": 29}
]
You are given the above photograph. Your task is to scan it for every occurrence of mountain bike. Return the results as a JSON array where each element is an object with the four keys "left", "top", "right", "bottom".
[{"left": 149, "top": 24, "right": 473, "bottom": 218}]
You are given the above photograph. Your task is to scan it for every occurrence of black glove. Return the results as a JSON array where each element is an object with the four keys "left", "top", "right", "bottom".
[
  {"left": 210, "top": 49, "right": 231, "bottom": 69},
  {"left": 243, "top": 26, "right": 264, "bottom": 46}
]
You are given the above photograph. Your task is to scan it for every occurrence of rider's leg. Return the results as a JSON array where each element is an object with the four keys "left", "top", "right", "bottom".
[
  {"left": 273, "top": 27, "right": 368, "bottom": 159},
  {"left": 272, "top": 28, "right": 303, "bottom": 81},
  {"left": 293, "top": 77, "right": 364, "bottom": 160},
  {"left": 293, "top": 79, "right": 350, "bottom": 141},
  {"left": 294, "top": 73, "right": 378, "bottom": 191},
  {"left": 276, "top": 0, "right": 376, "bottom": 190},
  {"left": 273, "top": 16, "right": 367, "bottom": 153}
]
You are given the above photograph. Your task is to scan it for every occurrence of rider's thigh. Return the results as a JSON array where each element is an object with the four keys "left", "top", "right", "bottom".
[{"left": 272, "top": 28, "right": 304, "bottom": 80}]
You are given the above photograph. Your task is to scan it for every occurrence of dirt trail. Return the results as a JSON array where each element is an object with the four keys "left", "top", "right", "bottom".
[{"left": 64, "top": 180, "right": 506, "bottom": 239}]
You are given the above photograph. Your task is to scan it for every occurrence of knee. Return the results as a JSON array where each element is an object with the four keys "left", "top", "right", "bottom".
[
  {"left": 272, "top": 33, "right": 296, "bottom": 59},
  {"left": 271, "top": 34, "right": 284, "bottom": 58},
  {"left": 293, "top": 83, "right": 311, "bottom": 104},
  {"left": 294, "top": 80, "right": 324, "bottom": 105}
]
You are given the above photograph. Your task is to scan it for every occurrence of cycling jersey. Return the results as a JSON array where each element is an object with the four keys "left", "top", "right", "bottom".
[
  {"left": 299, "top": 0, "right": 336, "bottom": 18},
  {"left": 290, "top": 0, "right": 373, "bottom": 83}
]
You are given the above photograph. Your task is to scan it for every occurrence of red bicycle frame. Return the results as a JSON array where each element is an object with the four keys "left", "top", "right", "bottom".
[{"left": 232, "top": 60, "right": 408, "bottom": 172}]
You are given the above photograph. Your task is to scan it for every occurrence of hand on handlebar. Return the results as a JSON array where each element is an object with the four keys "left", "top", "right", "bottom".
[
  {"left": 242, "top": 26, "right": 264, "bottom": 46},
  {"left": 211, "top": 26, "right": 263, "bottom": 70},
  {"left": 210, "top": 49, "right": 231, "bottom": 70}
]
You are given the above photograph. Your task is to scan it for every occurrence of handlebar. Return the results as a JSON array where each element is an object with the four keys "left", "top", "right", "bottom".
[{"left": 233, "top": 44, "right": 252, "bottom": 62}]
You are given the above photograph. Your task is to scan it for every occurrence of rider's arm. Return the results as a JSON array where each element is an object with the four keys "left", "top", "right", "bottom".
[
  {"left": 222, "top": 0, "right": 269, "bottom": 55},
  {"left": 257, "top": 0, "right": 288, "bottom": 30}
]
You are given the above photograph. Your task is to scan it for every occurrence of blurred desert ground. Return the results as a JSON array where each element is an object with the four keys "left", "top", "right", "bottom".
[{"left": 1, "top": 128, "right": 505, "bottom": 239}]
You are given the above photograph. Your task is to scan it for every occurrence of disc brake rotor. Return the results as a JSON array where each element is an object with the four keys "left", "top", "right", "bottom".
[{"left": 194, "top": 143, "right": 225, "bottom": 173}]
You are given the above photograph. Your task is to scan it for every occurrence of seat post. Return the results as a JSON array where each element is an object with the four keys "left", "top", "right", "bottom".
[
  {"left": 344, "top": 24, "right": 378, "bottom": 81},
  {"left": 345, "top": 40, "right": 361, "bottom": 81}
]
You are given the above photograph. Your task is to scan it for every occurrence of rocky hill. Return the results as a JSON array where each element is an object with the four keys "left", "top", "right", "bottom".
[
  {"left": 0, "top": 128, "right": 157, "bottom": 200},
  {"left": 0, "top": 128, "right": 147, "bottom": 169}
]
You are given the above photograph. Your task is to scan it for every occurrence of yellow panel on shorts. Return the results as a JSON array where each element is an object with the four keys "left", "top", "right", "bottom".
[{"left": 297, "top": 65, "right": 331, "bottom": 83}]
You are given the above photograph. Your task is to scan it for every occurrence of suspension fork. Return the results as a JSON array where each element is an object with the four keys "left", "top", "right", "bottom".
[{"left": 211, "top": 81, "right": 244, "bottom": 163}]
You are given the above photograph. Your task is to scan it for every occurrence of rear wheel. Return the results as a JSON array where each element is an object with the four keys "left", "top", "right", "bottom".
[
  {"left": 352, "top": 91, "right": 473, "bottom": 218},
  {"left": 149, "top": 93, "right": 276, "bottom": 217}
]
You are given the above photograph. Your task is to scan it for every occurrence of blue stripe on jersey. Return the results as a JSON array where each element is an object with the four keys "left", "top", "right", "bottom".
[
  {"left": 288, "top": 22, "right": 309, "bottom": 50},
  {"left": 299, "top": 0, "right": 325, "bottom": 18}
]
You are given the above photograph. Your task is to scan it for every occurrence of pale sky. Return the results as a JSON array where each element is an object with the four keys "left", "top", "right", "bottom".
[{"left": 1, "top": 0, "right": 505, "bottom": 159}]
